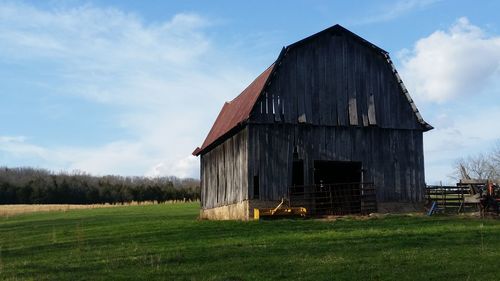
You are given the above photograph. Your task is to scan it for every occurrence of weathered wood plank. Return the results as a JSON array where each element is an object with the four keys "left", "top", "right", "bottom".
[
  {"left": 348, "top": 97, "right": 359, "bottom": 125},
  {"left": 368, "top": 93, "right": 377, "bottom": 125}
]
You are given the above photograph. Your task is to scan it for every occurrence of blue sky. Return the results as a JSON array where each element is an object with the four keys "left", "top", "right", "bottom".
[{"left": 1, "top": 0, "right": 499, "bottom": 183}]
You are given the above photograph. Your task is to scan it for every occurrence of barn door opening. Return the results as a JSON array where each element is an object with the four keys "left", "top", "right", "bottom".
[
  {"left": 314, "top": 161, "right": 361, "bottom": 184},
  {"left": 313, "top": 161, "right": 362, "bottom": 215},
  {"left": 291, "top": 159, "right": 304, "bottom": 194}
]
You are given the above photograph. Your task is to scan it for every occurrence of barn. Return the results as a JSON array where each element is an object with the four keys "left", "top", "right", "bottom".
[{"left": 193, "top": 24, "right": 433, "bottom": 220}]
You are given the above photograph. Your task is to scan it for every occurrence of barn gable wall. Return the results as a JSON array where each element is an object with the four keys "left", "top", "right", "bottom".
[
  {"left": 250, "top": 29, "right": 422, "bottom": 130},
  {"left": 200, "top": 128, "right": 248, "bottom": 209},
  {"left": 246, "top": 29, "right": 427, "bottom": 204}
]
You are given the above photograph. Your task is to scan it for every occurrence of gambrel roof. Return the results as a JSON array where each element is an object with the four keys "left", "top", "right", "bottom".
[{"left": 193, "top": 24, "right": 432, "bottom": 156}]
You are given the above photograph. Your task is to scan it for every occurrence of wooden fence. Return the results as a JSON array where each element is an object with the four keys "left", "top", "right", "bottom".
[{"left": 425, "top": 184, "right": 483, "bottom": 214}]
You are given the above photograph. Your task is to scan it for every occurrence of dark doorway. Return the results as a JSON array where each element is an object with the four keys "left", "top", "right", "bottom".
[
  {"left": 313, "top": 161, "right": 362, "bottom": 215},
  {"left": 313, "top": 161, "right": 361, "bottom": 184},
  {"left": 253, "top": 175, "right": 259, "bottom": 199},
  {"left": 291, "top": 159, "right": 304, "bottom": 194}
]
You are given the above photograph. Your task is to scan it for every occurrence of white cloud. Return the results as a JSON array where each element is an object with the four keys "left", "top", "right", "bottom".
[
  {"left": 397, "top": 18, "right": 500, "bottom": 184},
  {"left": 423, "top": 107, "right": 500, "bottom": 184},
  {"left": 0, "top": 4, "right": 210, "bottom": 64},
  {"left": 355, "top": 0, "right": 441, "bottom": 25},
  {"left": 0, "top": 134, "right": 200, "bottom": 178},
  {"left": 146, "top": 156, "right": 199, "bottom": 179},
  {"left": 0, "top": 136, "right": 47, "bottom": 159},
  {"left": 425, "top": 108, "right": 500, "bottom": 154},
  {"left": 0, "top": 3, "right": 257, "bottom": 178},
  {"left": 0, "top": 136, "right": 27, "bottom": 142},
  {"left": 399, "top": 17, "right": 500, "bottom": 103}
]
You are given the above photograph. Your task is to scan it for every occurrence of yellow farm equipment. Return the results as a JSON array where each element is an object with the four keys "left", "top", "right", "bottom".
[{"left": 253, "top": 198, "right": 307, "bottom": 220}]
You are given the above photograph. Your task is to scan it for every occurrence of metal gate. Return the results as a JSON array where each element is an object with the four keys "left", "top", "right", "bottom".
[{"left": 288, "top": 182, "right": 377, "bottom": 216}]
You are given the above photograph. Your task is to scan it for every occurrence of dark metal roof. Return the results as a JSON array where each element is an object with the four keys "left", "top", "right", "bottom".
[{"left": 193, "top": 63, "right": 275, "bottom": 156}]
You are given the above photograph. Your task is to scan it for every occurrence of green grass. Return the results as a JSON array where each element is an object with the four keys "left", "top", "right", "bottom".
[{"left": 0, "top": 203, "right": 499, "bottom": 281}]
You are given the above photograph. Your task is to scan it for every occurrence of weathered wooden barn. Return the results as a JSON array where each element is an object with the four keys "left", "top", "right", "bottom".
[{"left": 193, "top": 24, "right": 433, "bottom": 220}]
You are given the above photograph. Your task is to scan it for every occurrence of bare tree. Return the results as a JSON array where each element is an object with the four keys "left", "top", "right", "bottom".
[
  {"left": 453, "top": 140, "right": 500, "bottom": 182},
  {"left": 492, "top": 141, "right": 500, "bottom": 172},
  {"left": 454, "top": 154, "right": 493, "bottom": 181}
]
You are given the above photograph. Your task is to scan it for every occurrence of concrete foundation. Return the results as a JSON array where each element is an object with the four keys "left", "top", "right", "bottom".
[
  {"left": 200, "top": 200, "right": 424, "bottom": 220},
  {"left": 199, "top": 200, "right": 282, "bottom": 220},
  {"left": 199, "top": 200, "right": 250, "bottom": 220}
]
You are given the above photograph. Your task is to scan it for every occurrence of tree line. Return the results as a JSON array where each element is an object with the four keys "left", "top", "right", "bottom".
[{"left": 0, "top": 167, "right": 200, "bottom": 204}]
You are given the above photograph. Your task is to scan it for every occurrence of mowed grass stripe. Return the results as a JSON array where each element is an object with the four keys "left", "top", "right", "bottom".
[{"left": 0, "top": 203, "right": 499, "bottom": 281}]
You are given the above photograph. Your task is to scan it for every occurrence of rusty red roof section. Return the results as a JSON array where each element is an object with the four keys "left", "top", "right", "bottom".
[{"left": 193, "top": 63, "right": 275, "bottom": 156}]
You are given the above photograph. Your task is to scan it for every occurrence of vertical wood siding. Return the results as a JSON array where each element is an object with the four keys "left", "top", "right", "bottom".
[
  {"left": 251, "top": 30, "right": 421, "bottom": 131},
  {"left": 200, "top": 128, "right": 248, "bottom": 209},
  {"left": 247, "top": 29, "right": 426, "bottom": 203},
  {"left": 247, "top": 124, "right": 425, "bottom": 203}
]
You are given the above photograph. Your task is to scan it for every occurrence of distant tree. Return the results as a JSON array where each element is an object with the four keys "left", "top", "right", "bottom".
[{"left": 0, "top": 167, "right": 200, "bottom": 204}]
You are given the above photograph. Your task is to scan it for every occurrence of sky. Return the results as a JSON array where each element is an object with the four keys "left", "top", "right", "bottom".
[{"left": 0, "top": 0, "right": 499, "bottom": 184}]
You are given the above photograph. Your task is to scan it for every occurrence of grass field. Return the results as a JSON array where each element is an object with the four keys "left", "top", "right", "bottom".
[{"left": 0, "top": 203, "right": 499, "bottom": 281}]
